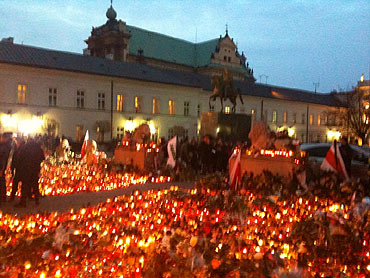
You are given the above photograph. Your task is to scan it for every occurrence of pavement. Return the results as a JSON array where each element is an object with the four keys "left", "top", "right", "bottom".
[{"left": 0, "top": 181, "right": 195, "bottom": 217}]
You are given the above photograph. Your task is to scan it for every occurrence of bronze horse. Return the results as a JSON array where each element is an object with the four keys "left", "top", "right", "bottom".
[{"left": 209, "top": 74, "right": 244, "bottom": 113}]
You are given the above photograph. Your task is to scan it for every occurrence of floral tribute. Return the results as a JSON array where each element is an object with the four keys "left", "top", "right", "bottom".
[{"left": 0, "top": 173, "right": 369, "bottom": 277}]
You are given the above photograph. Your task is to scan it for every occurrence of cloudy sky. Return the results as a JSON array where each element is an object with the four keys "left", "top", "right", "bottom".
[{"left": 0, "top": 0, "right": 369, "bottom": 93}]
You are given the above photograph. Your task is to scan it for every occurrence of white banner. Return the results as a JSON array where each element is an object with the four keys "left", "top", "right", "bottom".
[{"left": 167, "top": 136, "right": 177, "bottom": 168}]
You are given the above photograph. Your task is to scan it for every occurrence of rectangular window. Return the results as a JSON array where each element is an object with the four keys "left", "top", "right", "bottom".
[
  {"left": 292, "top": 113, "right": 297, "bottom": 124},
  {"left": 301, "top": 113, "right": 305, "bottom": 124},
  {"left": 116, "top": 127, "right": 124, "bottom": 140},
  {"left": 98, "top": 93, "right": 105, "bottom": 110},
  {"left": 251, "top": 109, "right": 256, "bottom": 121},
  {"left": 117, "top": 94, "right": 124, "bottom": 111},
  {"left": 17, "top": 84, "right": 27, "bottom": 104},
  {"left": 309, "top": 114, "right": 314, "bottom": 125},
  {"left": 209, "top": 105, "right": 214, "bottom": 113},
  {"left": 283, "top": 111, "right": 287, "bottom": 123},
  {"left": 169, "top": 99, "right": 175, "bottom": 115},
  {"left": 317, "top": 114, "right": 321, "bottom": 126},
  {"left": 152, "top": 98, "right": 159, "bottom": 114},
  {"left": 197, "top": 104, "right": 201, "bottom": 117},
  {"left": 48, "top": 88, "right": 57, "bottom": 106},
  {"left": 135, "top": 96, "right": 142, "bottom": 113},
  {"left": 263, "top": 110, "right": 268, "bottom": 122},
  {"left": 324, "top": 114, "right": 328, "bottom": 125},
  {"left": 184, "top": 101, "right": 190, "bottom": 116},
  {"left": 225, "top": 106, "right": 230, "bottom": 114},
  {"left": 272, "top": 110, "right": 277, "bottom": 123},
  {"left": 76, "top": 90, "right": 85, "bottom": 108}
]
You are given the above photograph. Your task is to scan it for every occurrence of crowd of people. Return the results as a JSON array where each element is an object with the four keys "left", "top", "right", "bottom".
[
  {"left": 1, "top": 128, "right": 368, "bottom": 208},
  {"left": 154, "top": 136, "right": 238, "bottom": 180},
  {"left": 0, "top": 133, "right": 45, "bottom": 207}
]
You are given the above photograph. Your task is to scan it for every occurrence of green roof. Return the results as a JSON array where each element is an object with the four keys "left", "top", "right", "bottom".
[
  {"left": 208, "top": 63, "right": 249, "bottom": 74},
  {"left": 126, "top": 25, "right": 219, "bottom": 68},
  {"left": 194, "top": 39, "right": 220, "bottom": 67}
]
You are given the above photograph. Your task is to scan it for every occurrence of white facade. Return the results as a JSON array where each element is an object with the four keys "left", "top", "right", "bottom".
[{"left": 0, "top": 62, "right": 339, "bottom": 143}]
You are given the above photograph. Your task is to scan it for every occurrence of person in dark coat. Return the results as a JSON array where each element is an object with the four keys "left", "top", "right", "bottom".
[
  {"left": 0, "top": 134, "right": 12, "bottom": 205},
  {"left": 216, "top": 139, "right": 228, "bottom": 173},
  {"left": 199, "top": 135, "right": 212, "bottom": 174},
  {"left": 339, "top": 136, "right": 353, "bottom": 178},
  {"left": 10, "top": 137, "right": 25, "bottom": 201},
  {"left": 16, "top": 138, "right": 45, "bottom": 207}
]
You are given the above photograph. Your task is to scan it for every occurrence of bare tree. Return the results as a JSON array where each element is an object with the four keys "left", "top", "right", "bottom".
[{"left": 328, "top": 89, "right": 370, "bottom": 143}]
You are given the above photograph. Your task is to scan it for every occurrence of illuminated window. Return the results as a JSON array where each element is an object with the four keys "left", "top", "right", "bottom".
[
  {"left": 48, "top": 88, "right": 57, "bottom": 106},
  {"left": 75, "top": 125, "right": 84, "bottom": 142},
  {"left": 283, "top": 111, "right": 287, "bottom": 123},
  {"left": 251, "top": 109, "right": 256, "bottom": 121},
  {"left": 117, "top": 95, "right": 124, "bottom": 111},
  {"left": 168, "top": 100, "right": 175, "bottom": 115},
  {"left": 272, "top": 111, "right": 277, "bottom": 123},
  {"left": 152, "top": 98, "right": 159, "bottom": 114},
  {"left": 309, "top": 114, "right": 314, "bottom": 125},
  {"left": 17, "top": 84, "right": 27, "bottom": 104},
  {"left": 135, "top": 96, "right": 142, "bottom": 113},
  {"left": 292, "top": 113, "right": 297, "bottom": 124},
  {"left": 225, "top": 106, "right": 230, "bottom": 114},
  {"left": 98, "top": 93, "right": 105, "bottom": 110},
  {"left": 76, "top": 90, "right": 84, "bottom": 108},
  {"left": 197, "top": 104, "right": 201, "bottom": 117},
  {"left": 301, "top": 113, "right": 305, "bottom": 124},
  {"left": 317, "top": 114, "right": 321, "bottom": 126},
  {"left": 184, "top": 101, "right": 190, "bottom": 116},
  {"left": 331, "top": 115, "right": 336, "bottom": 125},
  {"left": 324, "top": 114, "right": 328, "bottom": 125}
]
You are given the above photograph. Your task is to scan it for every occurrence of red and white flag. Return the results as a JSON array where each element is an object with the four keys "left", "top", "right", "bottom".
[
  {"left": 320, "top": 141, "right": 349, "bottom": 180},
  {"left": 81, "top": 130, "right": 89, "bottom": 158},
  {"left": 229, "top": 147, "right": 241, "bottom": 188}
]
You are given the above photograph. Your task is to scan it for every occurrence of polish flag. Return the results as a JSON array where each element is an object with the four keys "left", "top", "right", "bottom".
[
  {"left": 81, "top": 130, "right": 89, "bottom": 158},
  {"left": 229, "top": 147, "right": 241, "bottom": 188},
  {"left": 320, "top": 141, "right": 349, "bottom": 180}
]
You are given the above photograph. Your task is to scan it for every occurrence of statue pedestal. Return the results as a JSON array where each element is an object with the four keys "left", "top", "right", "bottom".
[
  {"left": 229, "top": 154, "right": 297, "bottom": 178},
  {"left": 114, "top": 146, "right": 145, "bottom": 170},
  {"left": 200, "top": 112, "right": 251, "bottom": 141}
]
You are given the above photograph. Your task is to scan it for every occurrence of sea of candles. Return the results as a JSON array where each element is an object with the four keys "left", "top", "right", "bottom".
[
  {"left": 6, "top": 161, "right": 171, "bottom": 197},
  {"left": 0, "top": 184, "right": 368, "bottom": 277}
]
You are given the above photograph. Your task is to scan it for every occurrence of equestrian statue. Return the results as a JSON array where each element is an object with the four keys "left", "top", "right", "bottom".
[{"left": 209, "top": 68, "right": 244, "bottom": 113}]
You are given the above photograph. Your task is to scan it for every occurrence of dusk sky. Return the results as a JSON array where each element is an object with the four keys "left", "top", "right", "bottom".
[{"left": 0, "top": 0, "right": 369, "bottom": 93}]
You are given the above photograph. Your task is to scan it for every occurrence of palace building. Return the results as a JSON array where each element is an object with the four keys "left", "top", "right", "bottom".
[{"left": 0, "top": 4, "right": 341, "bottom": 143}]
